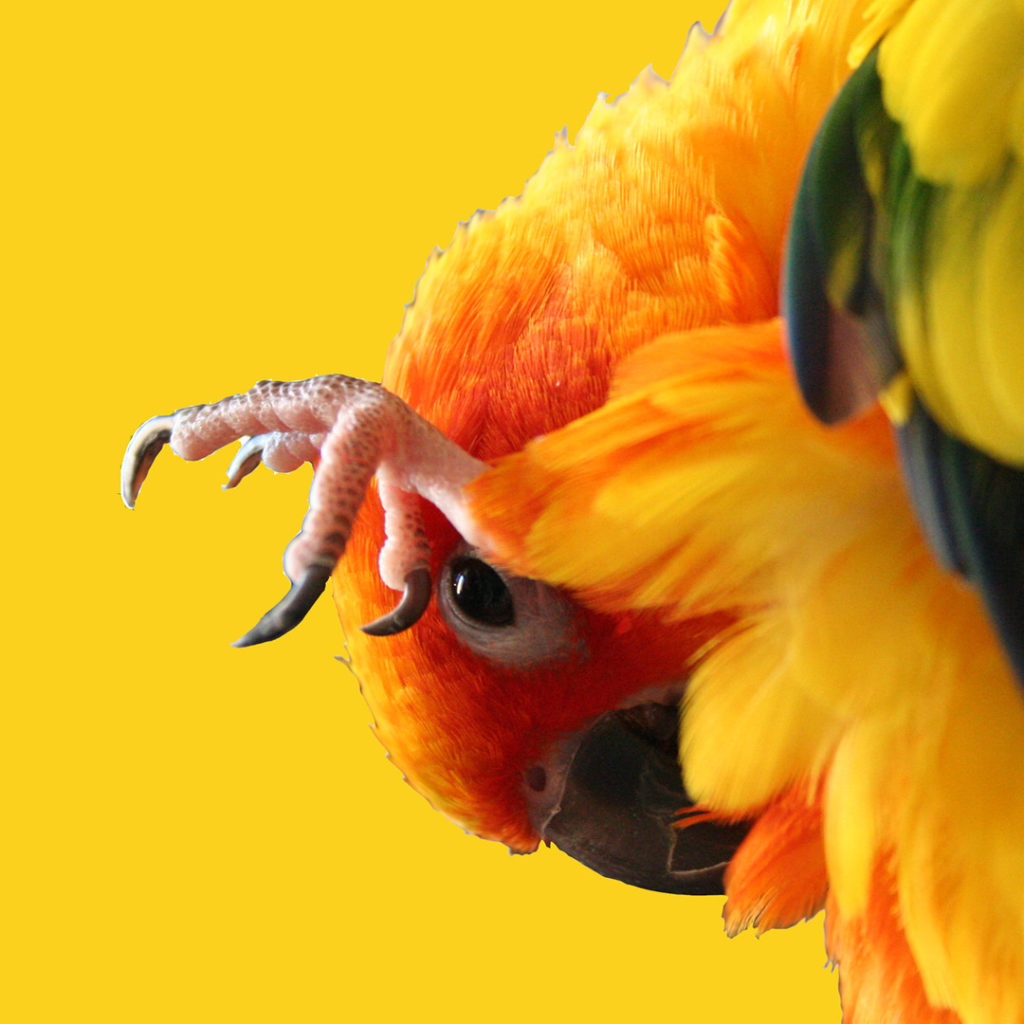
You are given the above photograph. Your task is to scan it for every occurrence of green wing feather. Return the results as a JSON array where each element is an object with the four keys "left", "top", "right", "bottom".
[{"left": 784, "top": 0, "right": 1024, "bottom": 685}]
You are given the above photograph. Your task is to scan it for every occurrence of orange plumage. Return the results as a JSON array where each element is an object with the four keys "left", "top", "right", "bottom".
[
  {"left": 337, "top": 0, "right": 870, "bottom": 847},
  {"left": 123, "top": 2, "right": 1024, "bottom": 1021},
  {"left": 459, "top": 3, "right": 1024, "bottom": 1017}
]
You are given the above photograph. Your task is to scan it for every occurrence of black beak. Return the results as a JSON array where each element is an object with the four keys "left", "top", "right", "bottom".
[{"left": 542, "top": 701, "right": 750, "bottom": 895}]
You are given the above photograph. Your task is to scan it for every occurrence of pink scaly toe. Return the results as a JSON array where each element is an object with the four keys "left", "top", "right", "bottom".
[{"left": 121, "top": 375, "right": 489, "bottom": 645}]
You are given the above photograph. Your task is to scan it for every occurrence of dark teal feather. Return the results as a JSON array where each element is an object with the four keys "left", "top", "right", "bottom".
[
  {"left": 784, "top": 46, "right": 1024, "bottom": 689},
  {"left": 784, "top": 48, "right": 902, "bottom": 424}
]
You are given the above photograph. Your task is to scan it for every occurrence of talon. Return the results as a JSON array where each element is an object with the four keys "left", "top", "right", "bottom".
[
  {"left": 360, "top": 568, "right": 433, "bottom": 636},
  {"left": 232, "top": 563, "right": 335, "bottom": 647},
  {"left": 122, "top": 375, "right": 488, "bottom": 647},
  {"left": 224, "top": 435, "right": 270, "bottom": 489},
  {"left": 121, "top": 415, "right": 174, "bottom": 508}
]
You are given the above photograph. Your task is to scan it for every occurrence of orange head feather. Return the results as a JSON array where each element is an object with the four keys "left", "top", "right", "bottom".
[{"left": 331, "top": 0, "right": 868, "bottom": 850}]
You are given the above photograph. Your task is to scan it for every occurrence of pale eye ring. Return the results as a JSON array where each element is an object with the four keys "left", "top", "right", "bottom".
[{"left": 438, "top": 546, "right": 586, "bottom": 669}]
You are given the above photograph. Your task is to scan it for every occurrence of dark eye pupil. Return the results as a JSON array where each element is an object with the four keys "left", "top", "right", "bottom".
[{"left": 449, "top": 557, "right": 515, "bottom": 627}]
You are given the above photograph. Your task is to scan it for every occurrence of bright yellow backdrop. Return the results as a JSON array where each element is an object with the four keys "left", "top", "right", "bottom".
[{"left": 7, "top": 2, "right": 840, "bottom": 1020}]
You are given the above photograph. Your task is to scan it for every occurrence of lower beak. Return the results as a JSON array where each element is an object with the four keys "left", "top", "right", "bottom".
[{"left": 540, "top": 701, "right": 750, "bottom": 895}]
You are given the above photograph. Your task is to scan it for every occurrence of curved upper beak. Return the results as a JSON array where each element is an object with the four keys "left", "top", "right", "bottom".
[{"left": 535, "top": 700, "right": 750, "bottom": 895}]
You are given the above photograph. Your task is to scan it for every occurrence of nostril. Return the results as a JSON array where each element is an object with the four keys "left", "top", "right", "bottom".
[{"left": 525, "top": 765, "right": 548, "bottom": 792}]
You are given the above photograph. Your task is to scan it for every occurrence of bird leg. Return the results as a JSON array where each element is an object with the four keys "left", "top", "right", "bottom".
[{"left": 121, "top": 376, "right": 489, "bottom": 646}]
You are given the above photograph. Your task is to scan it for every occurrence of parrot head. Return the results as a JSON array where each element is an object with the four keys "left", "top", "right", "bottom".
[
  {"left": 123, "top": 4, "right": 861, "bottom": 895},
  {"left": 328, "top": 109, "right": 766, "bottom": 888},
  {"left": 337, "top": 488, "right": 742, "bottom": 889},
  {"left": 327, "top": 12, "right": 860, "bottom": 883}
]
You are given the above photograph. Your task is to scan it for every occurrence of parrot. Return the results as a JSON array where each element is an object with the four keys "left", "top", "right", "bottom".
[{"left": 120, "top": 1, "right": 1024, "bottom": 1023}]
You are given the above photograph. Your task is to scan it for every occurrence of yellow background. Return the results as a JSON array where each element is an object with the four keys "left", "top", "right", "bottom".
[{"left": 7, "top": 1, "right": 840, "bottom": 1020}]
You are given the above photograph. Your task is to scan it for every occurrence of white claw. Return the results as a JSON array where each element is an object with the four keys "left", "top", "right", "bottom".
[
  {"left": 224, "top": 435, "right": 269, "bottom": 489},
  {"left": 121, "top": 415, "right": 175, "bottom": 508}
]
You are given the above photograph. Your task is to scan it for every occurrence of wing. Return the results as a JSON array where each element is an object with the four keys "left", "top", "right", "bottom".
[{"left": 785, "top": 0, "right": 1024, "bottom": 688}]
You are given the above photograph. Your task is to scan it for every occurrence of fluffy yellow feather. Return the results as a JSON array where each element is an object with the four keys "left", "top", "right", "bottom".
[
  {"left": 468, "top": 3, "right": 1024, "bottom": 1021},
  {"left": 855, "top": 0, "right": 1024, "bottom": 466}
]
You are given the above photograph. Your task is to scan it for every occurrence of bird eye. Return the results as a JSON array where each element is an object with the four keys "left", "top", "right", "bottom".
[
  {"left": 448, "top": 557, "right": 515, "bottom": 627},
  {"left": 439, "top": 546, "right": 586, "bottom": 668}
]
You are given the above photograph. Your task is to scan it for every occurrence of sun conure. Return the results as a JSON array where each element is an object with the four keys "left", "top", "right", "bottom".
[{"left": 122, "top": 2, "right": 1024, "bottom": 1022}]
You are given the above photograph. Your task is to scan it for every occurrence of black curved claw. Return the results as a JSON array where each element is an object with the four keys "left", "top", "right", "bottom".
[
  {"left": 224, "top": 435, "right": 269, "bottom": 490},
  {"left": 232, "top": 563, "right": 335, "bottom": 647},
  {"left": 360, "top": 568, "right": 433, "bottom": 637},
  {"left": 121, "top": 415, "right": 175, "bottom": 508}
]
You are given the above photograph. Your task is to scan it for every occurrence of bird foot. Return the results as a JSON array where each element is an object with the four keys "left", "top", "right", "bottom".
[{"left": 121, "top": 376, "right": 489, "bottom": 645}]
